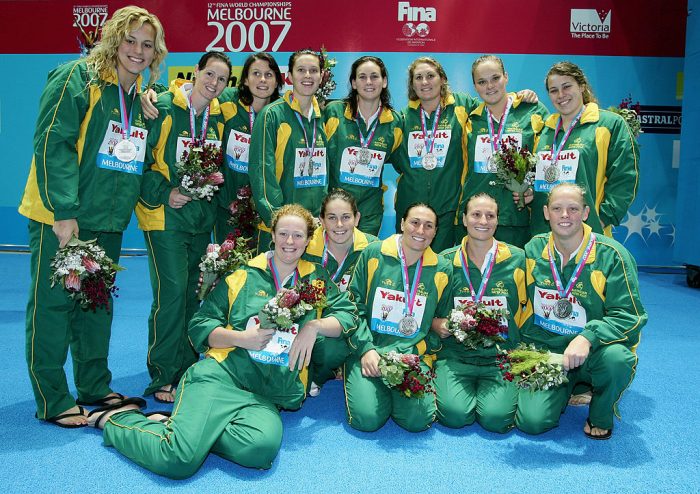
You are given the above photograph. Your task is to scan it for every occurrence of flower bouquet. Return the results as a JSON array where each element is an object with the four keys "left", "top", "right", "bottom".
[
  {"left": 50, "top": 237, "right": 124, "bottom": 312},
  {"left": 197, "top": 233, "right": 253, "bottom": 300},
  {"left": 378, "top": 351, "right": 435, "bottom": 399},
  {"left": 445, "top": 301, "right": 509, "bottom": 350},
  {"left": 315, "top": 46, "right": 337, "bottom": 108},
  {"left": 497, "top": 343, "right": 568, "bottom": 391},
  {"left": 227, "top": 185, "right": 260, "bottom": 250},
  {"left": 175, "top": 139, "right": 224, "bottom": 201},
  {"left": 258, "top": 280, "right": 327, "bottom": 330},
  {"left": 608, "top": 95, "right": 643, "bottom": 139},
  {"left": 489, "top": 135, "right": 537, "bottom": 210}
]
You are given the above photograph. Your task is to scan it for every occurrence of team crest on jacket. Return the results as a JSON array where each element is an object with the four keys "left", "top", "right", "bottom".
[
  {"left": 257, "top": 290, "right": 269, "bottom": 297},
  {"left": 416, "top": 283, "right": 429, "bottom": 298},
  {"left": 491, "top": 281, "right": 509, "bottom": 296},
  {"left": 382, "top": 278, "right": 395, "bottom": 287},
  {"left": 569, "top": 137, "right": 585, "bottom": 149},
  {"left": 374, "top": 136, "right": 388, "bottom": 149},
  {"left": 540, "top": 278, "right": 553, "bottom": 287}
]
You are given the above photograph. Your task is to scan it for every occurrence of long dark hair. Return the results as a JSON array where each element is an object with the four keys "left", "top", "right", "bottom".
[
  {"left": 237, "top": 52, "right": 283, "bottom": 106},
  {"left": 344, "top": 56, "right": 393, "bottom": 116}
]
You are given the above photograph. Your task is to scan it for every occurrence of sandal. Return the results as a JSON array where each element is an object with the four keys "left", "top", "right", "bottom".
[
  {"left": 87, "top": 397, "right": 147, "bottom": 429},
  {"left": 44, "top": 406, "right": 88, "bottom": 429},
  {"left": 154, "top": 385, "right": 176, "bottom": 404},
  {"left": 584, "top": 418, "right": 612, "bottom": 440},
  {"left": 76, "top": 392, "right": 125, "bottom": 407}
]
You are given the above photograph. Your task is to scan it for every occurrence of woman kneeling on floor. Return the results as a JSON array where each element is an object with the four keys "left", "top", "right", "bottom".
[{"left": 88, "top": 204, "right": 358, "bottom": 478}]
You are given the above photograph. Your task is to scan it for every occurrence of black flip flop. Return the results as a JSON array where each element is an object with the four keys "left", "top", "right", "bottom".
[
  {"left": 88, "top": 397, "right": 147, "bottom": 429},
  {"left": 584, "top": 418, "right": 612, "bottom": 440},
  {"left": 43, "top": 406, "right": 88, "bottom": 429},
  {"left": 153, "top": 385, "right": 176, "bottom": 404},
  {"left": 76, "top": 392, "right": 125, "bottom": 407}
]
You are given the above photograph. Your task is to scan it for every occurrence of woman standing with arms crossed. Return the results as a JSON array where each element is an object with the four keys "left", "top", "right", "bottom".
[
  {"left": 249, "top": 49, "right": 328, "bottom": 252},
  {"left": 19, "top": 6, "right": 166, "bottom": 427},
  {"left": 458, "top": 55, "right": 549, "bottom": 248},
  {"left": 214, "top": 53, "right": 284, "bottom": 243},
  {"left": 430, "top": 193, "right": 530, "bottom": 433},
  {"left": 88, "top": 205, "right": 358, "bottom": 478},
  {"left": 345, "top": 203, "right": 452, "bottom": 432},
  {"left": 303, "top": 189, "right": 378, "bottom": 395},
  {"left": 324, "top": 56, "right": 403, "bottom": 236},
  {"left": 135, "top": 52, "right": 231, "bottom": 403},
  {"left": 530, "top": 61, "right": 639, "bottom": 236}
]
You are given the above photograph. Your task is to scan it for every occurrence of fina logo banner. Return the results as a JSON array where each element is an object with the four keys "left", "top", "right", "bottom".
[
  {"left": 396, "top": 1, "right": 436, "bottom": 47},
  {"left": 570, "top": 9, "right": 611, "bottom": 39}
]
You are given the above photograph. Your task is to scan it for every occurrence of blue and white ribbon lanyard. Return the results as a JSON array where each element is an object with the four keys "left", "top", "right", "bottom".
[
  {"left": 485, "top": 97, "right": 512, "bottom": 155},
  {"left": 291, "top": 94, "right": 318, "bottom": 163},
  {"left": 269, "top": 256, "right": 299, "bottom": 291},
  {"left": 549, "top": 107, "right": 584, "bottom": 168},
  {"left": 458, "top": 242, "right": 498, "bottom": 302},
  {"left": 419, "top": 104, "right": 442, "bottom": 156},
  {"left": 188, "top": 92, "right": 210, "bottom": 143},
  {"left": 355, "top": 104, "right": 381, "bottom": 150},
  {"left": 321, "top": 232, "right": 350, "bottom": 283}
]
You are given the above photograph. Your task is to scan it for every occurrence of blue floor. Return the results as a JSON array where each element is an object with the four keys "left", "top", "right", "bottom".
[{"left": 1, "top": 252, "right": 698, "bottom": 493}]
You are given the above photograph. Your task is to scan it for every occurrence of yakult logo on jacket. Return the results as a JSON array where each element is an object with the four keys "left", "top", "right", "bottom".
[{"left": 570, "top": 9, "right": 611, "bottom": 39}]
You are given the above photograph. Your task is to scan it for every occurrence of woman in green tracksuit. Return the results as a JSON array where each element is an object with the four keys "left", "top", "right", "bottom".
[
  {"left": 345, "top": 203, "right": 452, "bottom": 432},
  {"left": 135, "top": 52, "right": 231, "bottom": 403},
  {"left": 516, "top": 183, "right": 647, "bottom": 439},
  {"left": 324, "top": 56, "right": 403, "bottom": 236},
  {"left": 430, "top": 193, "right": 530, "bottom": 433},
  {"left": 396, "top": 57, "right": 478, "bottom": 253},
  {"left": 249, "top": 49, "right": 328, "bottom": 253},
  {"left": 214, "top": 53, "right": 284, "bottom": 243},
  {"left": 89, "top": 204, "right": 358, "bottom": 478},
  {"left": 302, "top": 189, "right": 378, "bottom": 395},
  {"left": 530, "top": 61, "right": 640, "bottom": 236},
  {"left": 458, "top": 55, "right": 549, "bottom": 248},
  {"left": 19, "top": 6, "right": 167, "bottom": 427}
]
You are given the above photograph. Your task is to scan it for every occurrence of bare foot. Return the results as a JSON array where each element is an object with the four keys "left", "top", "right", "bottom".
[
  {"left": 568, "top": 391, "right": 592, "bottom": 406},
  {"left": 147, "top": 413, "right": 170, "bottom": 423},
  {"left": 584, "top": 420, "right": 611, "bottom": 439},
  {"left": 49, "top": 405, "right": 88, "bottom": 427},
  {"left": 88, "top": 403, "right": 141, "bottom": 429},
  {"left": 155, "top": 385, "right": 176, "bottom": 403}
]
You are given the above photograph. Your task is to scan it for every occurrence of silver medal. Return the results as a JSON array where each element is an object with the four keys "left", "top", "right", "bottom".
[
  {"left": 544, "top": 165, "right": 560, "bottom": 184},
  {"left": 358, "top": 147, "right": 372, "bottom": 166},
  {"left": 422, "top": 153, "right": 437, "bottom": 170},
  {"left": 487, "top": 155, "right": 498, "bottom": 173},
  {"left": 399, "top": 315, "right": 419, "bottom": 336},
  {"left": 553, "top": 298, "right": 573, "bottom": 319},
  {"left": 113, "top": 139, "right": 137, "bottom": 163}
]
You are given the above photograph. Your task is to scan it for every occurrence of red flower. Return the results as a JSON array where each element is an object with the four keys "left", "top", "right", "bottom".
[
  {"left": 65, "top": 271, "right": 81, "bottom": 292},
  {"left": 206, "top": 243, "right": 217, "bottom": 254},
  {"left": 208, "top": 171, "right": 224, "bottom": 185},
  {"left": 278, "top": 289, "right": 300, "bottom": 308},
  {"left": 81, "top": 256, "right": 101, "bottom": 273},
  {"left": 220, "top": 239, "right": 235, "bottom": 252}
]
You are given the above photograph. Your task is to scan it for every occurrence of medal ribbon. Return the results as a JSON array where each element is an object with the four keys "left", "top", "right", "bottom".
[
  {"left": 459, "top": 242, "right": 498, "bottom": 302},
  {"left": 396, "top": 236, "right": 423, "bottom": 317},
  {"left": 268, "top": 256, "right": 299, "bottom": 291},
  {"left": 547, "top": 232, "right": 596, "bottom": 301},
  {"left": 419, "top": 104, "right": 442, "bottom": 155},
  {"left": 189, "top": 93, "right": 210, "bottom": 143},
  {"left": 355, "top": 104, "right": 381, "bottom": 150},
  {"left": 249, "top": 107, "right": 256, "bottom": 131},
  {"left": 290, "top": 94, "right": 318, "bottom": 164},
  {"left": 549, "top": 107, "right": 584, "bottom": 167},
  {"left": 486, "top": 97, "right": 513, "bottom": 154},
  {"left": 116, "top": 71, "right": 136, "bottom": 142},
  {"left": 321, "top": 232, "right": 350, "bottom": 282}
]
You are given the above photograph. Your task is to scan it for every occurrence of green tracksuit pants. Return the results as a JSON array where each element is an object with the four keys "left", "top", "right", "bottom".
[
  {"left": 309, "top": 335, "right": 350, "bottom": 388},
  {"left": 26, "top": 220, "right": 122, "bottom": 419},
  {"left": 103, "top": 358, "right": 283, "bottom": 479},
  {"left": 433, "top": 358, "right": 517, "bottom": 433},
  {"left": 143, "top": 230, "right": 209, "bottom": 396},
  {"left": 213, "top": 207, "right": 233, "bottom": 245},
  {"left": 344, "top": 354, "right": 436, "bottom": 432},
  {"left": 515, "top": 343, "right": 637, "bottom": 433},
  {"left": 358, "top": 213, "right": 382, "bottom": 238}
]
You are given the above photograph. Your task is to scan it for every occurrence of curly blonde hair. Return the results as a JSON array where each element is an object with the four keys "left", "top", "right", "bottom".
[
  {"left": 271, "top": 204, "right": 316, "bottom": 239},
  {"left": 407, "top": 56, "right": 451, "bottom": 103},
  {"left": 86, "top": 5, "right": 167, "bottom": 86}
]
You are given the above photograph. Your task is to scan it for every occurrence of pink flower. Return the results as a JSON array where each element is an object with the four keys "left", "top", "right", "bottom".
[
  {"left": 208, "top": 172, "right": 224, "bottom": 185},
  {"left": 278, "top": 289, "right": 300, "bottom": 308},
  {"left": 65, "top": 271, "right": 81, "bottom": 292},
  {"left": 459, "top": 314, "right": 477, "bottom": 330},
  {"left": 401, "top": 354, "right": 420, "bottom": 368},
  {"left": 228, "top": 201, "right": 239, "bottom": 215},
  {"left": 237, "top": 185, "right": 252, "bottom": 199},
  {"left": 81, "top": 256, "right": 100, "bottom": 273},
  {"left": 220, "top": 239, "right": 235, "bottom": 252},
  {"left": 206, "top": 244, "right": 217, "bottom": 254}
]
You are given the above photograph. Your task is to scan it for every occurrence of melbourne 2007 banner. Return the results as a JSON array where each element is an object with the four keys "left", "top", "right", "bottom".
[{"left": 0, "top": 0, "right": 687, "bottom": 266}]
